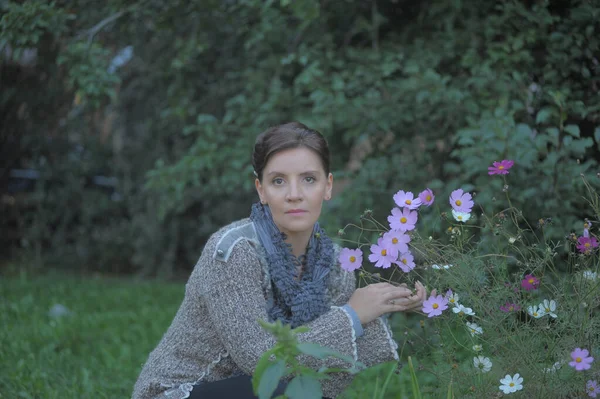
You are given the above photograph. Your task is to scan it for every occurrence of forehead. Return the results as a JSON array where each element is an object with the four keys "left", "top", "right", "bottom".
[{"left": 264, "top": 147, "right": 325, "bottom": 174}]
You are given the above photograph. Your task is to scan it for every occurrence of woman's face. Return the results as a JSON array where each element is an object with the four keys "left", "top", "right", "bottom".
[{"left": 255, "top": 147, "right": 333, "bottom": 239}]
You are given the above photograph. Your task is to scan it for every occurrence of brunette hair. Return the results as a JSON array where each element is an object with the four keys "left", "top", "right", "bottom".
[{"left": 252, "top": 122, "right": 330, "bottom": 181}]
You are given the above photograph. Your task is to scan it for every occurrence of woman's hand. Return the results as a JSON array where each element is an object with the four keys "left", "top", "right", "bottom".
[{"left": 348, "top": 281, "right": 429, "bottom": 325}]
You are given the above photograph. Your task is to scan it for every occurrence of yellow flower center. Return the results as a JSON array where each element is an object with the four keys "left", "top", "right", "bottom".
[
  {"left": 528, "top": 278, "right": 535, "bottom": 284},
  {"left": 545, "top": 307, "right": 550, "bottom": 312},
  {"left": 405, "top": 199, "right": 412, "bottom": 205},
  {"left": 590, "top": 387, "right": 595, "bottom": 392},
  {"left": 585, "top": 243, "right": 591, "bottom": 248},
  {"left": 392, "top": 238, "right": 398, "bottom": 244},
  {"left": 426, "top": 195, "right": 432, "bottom": 201},
  {"left": 509, "top": 383, "right": 514, "bottom": 387},
  {"left": 509, "top": 306, "right": 514, "bottom": 311},
  {"left": 381, "top": 249, "right": 387, "bottom": 256},
  {"left": 450, "top": 298, "right": 455, "bottom": 303},
  {"left": 576, "top": 357, "right": 582, "bottom": 363},
  {"left": 401, "top": 258, "right": 407, "bottom": 264},
  {"left": 400, "top": 217, "right": 407, "bottom": 223},
  {"left": 455, "top": 200, "right": 462, "bottom": 206},
  {"left": 349, "top": 256, "right": 356, "bottom": 263},
  {"left": 533, "top": 312, "right": 538, "bottom": 317},
  {"left": 458, "top": 215, "right": 463, "bottom": 220},
  {"left": 432, "top": 303, "right": 439, "bottom": 309},
  {"left": 499, "top": 165, "right": 505, "bottom": 170}
]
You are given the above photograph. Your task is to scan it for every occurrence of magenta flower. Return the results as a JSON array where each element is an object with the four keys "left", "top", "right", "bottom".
[
  {"left": 422, "top": 294, "right": 449, "bottom": 318},
  {"left": 388, "top": 207, "right": 418, "bottom": 232},
  {"left": 577, "top": 236, "right": 599, "bottom": 254},
  {"left": 368, "top": 238, "right": 396, "bottom": 269},
  {"left": 382, "top": 230, "right": 410, "bottom": 258},
  {"left": 587, "top": 380, "right": 598, "bottom": 398},
  {"left": 418, "top": 188, "right": 435, "bottom": 207},
  {"left": 393, "top": 190, "right": 422, "bottom": 210},
  {"left": 449, "top": 189, "right": 474, "bottom": 213},
  {"left": 339, "top": 248, "right": 363, "bottom": 272},
  {"left": 521, "top": 274, "right": 540, "bottom": 291},
  {"left": 397, "top": 251, "right": 416, "bottom": 273},
  {"left": 488, "top": 159, "right": 514, "bottom": 175},
  {"left": 500, "top": 302, "right": 521, "bottom": 312},
  {"left": 569, "top": 348, "right": 594, "bottom": 371}
]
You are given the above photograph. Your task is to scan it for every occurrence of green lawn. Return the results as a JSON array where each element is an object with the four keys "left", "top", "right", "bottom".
[
  {"left": 0, "top": 270, "right": 184, "bottom": 399},
  {"left": 0, "top": 270, "right": 421, "bottom": 399}
]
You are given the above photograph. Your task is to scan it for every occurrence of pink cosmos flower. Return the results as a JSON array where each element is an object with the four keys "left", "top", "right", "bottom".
[
  {"left": 339, "top": 248, "right": 363, "bottom": 272},
  {"left": 418, "top": 188, "right": 435, "bottom": 207},
  {"left": 397, "top": 251, "right": 415, "bottom": 273},
  {"left": 577, "top": 236, "right": 599, "bottom": 254},
  {"left": 388, "top": 207, "right": 418, "bottom": 232},
  {"left": 521, "top": 274, "right": 540, "bottom": 291},
  {"left": 587, "top": 380, "right": 599, "bottom": 398},
  {"left": 382, "top": 230, "right": 410, "bottom": 258},
  {"left": 488, "top": 160, "right": 514, "bottom": 175},
  {"left": 569, "top": 348, "right": 594, "bottom": 371},
  {"left": 368, "top": 238, "right": 396, "bottom": 269},
  {"left": 393, "top": 190, "right": 422, "bottom": 210},
  {"left": 422, "top": 294, "right": 448, "bottom": 318},
  {"left": 500, "top": 302, "right": 521, "bottom": 312},
  {"left": 449, "top": 189, "right": 474, "bottom": 213}
]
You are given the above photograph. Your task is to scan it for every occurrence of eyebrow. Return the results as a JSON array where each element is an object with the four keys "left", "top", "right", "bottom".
[{"left": 266, "top": 170, "right": 320, "bottom": 177}]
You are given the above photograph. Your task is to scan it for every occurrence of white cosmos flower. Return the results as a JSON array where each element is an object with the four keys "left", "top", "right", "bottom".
[
  {"left": 527, "top": 305, "right": 545, "bottom": 319},
  {"left": 472, "top": 344, "right": 483, "bottom": 352},
  {"left": 583, "top": 270, "right": 598, "bottom": 281},
  {"left": 474, "top": 356, "right": 492, "bottom": 373},
  {"left": 453, "top": 304, "right": 476, "bottom": 316},
  {"left": 543, "top": 361, "right": 563, "bottom": 373},
  {"left": 499, "top": 373, "right": 523, "bottom": 394},
  {"left": 466, "top": 322, "right": 483, "bottom": 336},
  {"left": 432, "top": 264, "right": 453, "bottom": 270},
  {"left": 540, "top": 299, "right": 557, "bottom": 318},
  {"left": 452, "top": 210, "right": 471, "bottom": 222},
  {"left": 446, "top": 292, "right": 459, "bottom": 306}
]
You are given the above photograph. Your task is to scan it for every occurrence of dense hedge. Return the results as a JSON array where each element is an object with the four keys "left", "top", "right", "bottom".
[{"left": 1, "top": 0, "right": 599, "bottom": 275}]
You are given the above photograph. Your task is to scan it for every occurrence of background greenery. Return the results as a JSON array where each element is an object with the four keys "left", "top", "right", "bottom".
[{"left": 1, "top": 0, "right": 600, "bottom": 397}]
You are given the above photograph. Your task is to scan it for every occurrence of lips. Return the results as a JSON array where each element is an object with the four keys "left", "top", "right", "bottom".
[{"left": 286, "top": 209, "right": 307, "bottom": 214}]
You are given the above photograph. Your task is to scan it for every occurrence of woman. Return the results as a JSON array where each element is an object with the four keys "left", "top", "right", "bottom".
[{"left": 132, "top": 122, "right": 427, "bottom": 399}]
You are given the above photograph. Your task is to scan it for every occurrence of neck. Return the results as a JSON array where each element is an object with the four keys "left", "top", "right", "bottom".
[{"left": 284, "top": 229, "right": 313, "bottom": 258}]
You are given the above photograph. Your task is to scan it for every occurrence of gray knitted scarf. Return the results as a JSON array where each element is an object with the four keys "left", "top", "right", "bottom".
[{"left": 250, "top": 202, "right": 334, "bottom": 328}]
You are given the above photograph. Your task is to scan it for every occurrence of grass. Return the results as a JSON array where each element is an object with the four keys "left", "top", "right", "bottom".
[
  {"left": 0, "top": 269, "right": 184, "bottom": 399},
  {"left": 0, "top": 269, "right": 429, "bottom": 399}
]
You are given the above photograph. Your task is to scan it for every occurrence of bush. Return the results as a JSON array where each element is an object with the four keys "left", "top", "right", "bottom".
[{"left": 336, "top": 162, "right": 600, "bottom": 397}]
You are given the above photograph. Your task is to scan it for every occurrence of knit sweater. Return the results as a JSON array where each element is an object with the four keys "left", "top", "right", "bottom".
[{"left": 132, "top": 218, "right": 399, "bottom": 399}]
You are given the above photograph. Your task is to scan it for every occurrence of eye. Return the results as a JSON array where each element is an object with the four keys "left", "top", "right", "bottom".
[
  {"left": 305, "top": 176, "right": 316, "bottom": 183},
  {"left": 272, "top": 177, "right": 284, "bottom": 185}
]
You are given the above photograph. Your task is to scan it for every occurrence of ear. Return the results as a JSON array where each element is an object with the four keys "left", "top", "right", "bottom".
[
  {"left": 255, "top": 178, "right": 265, "bottom": 203},
  {"left": 324, "top": 173, "right": 333, "bottom": 200}
]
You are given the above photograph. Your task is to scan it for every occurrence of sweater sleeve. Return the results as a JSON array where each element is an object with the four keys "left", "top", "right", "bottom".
[
  {"left": 336, "top": 267, "right": 400, "bottom": 367},
  {"left": 197, "top": 238, "right": 358, "bottom": 377}
]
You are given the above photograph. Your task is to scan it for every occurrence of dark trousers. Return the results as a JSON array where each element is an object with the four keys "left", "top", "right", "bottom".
[{"left": 188, "top": 374, "right": 330, "bottom": 399}]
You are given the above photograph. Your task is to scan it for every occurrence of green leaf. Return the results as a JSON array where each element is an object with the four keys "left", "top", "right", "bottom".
[
  {"left": 284, "top": 375, "right": 323, "bottom": 399},
  {"left": 257, "top": 360, "right": 286, "bottom": 399},
  {"left": 564, "top": 124, "right": 580, "bottom": 138},
  {"left": 252, "top": 348, "right": 277, "bottom": 394},
  {"left": 407, "top": 356, "right": 422, "bottom": 399},
  {"left": 297, "top": 343, "right": 336, "bottom": 359},
  {"left": 536, "top": 107, "right": 553, "bottom": 125}
]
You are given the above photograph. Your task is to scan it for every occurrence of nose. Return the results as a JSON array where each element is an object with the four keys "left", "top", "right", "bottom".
[{"left": 286, "top": 181, "right": 302, "bottom": 201}]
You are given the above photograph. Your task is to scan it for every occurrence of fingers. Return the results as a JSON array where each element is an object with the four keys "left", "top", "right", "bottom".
[{"left": 381, "top": 287, "right": 413, "bottom": 302}]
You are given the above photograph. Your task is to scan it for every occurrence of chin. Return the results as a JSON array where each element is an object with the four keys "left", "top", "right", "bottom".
[{"left": 279, "top": 219, "right": 318, "bottom": 235}]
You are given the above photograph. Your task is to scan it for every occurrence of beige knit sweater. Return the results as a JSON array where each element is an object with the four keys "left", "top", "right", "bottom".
[{"left": 132, "top": 218, "right": 399, "bottom": 399}]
